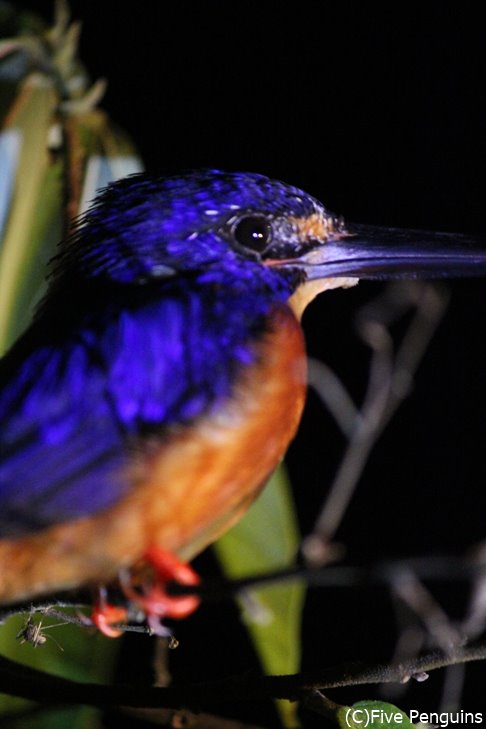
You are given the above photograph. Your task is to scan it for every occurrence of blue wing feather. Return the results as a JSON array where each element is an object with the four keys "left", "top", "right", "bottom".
[
  {"left": 0, "top": 283, "right": 266, "bottom": 538},
  {"left": 0, "top": 170, "right": 309, "bottom": 541},
  {"left": 0, "top": 333, "right": 128, "bottom": 536}
]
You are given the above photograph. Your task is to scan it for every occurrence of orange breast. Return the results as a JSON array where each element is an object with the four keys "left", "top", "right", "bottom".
[{"left": 0, "top": 304, "right": 307, "bottom": 604}]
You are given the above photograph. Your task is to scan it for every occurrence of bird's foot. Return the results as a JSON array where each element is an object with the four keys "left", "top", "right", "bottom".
[
  {"left": 86, "top": 550, "right": 200, "bottom": 637},
  {"left": 89, "top": 585, "right": 129, "bottom": 638},
  {"left": 120, "top": 547, "right": 201, "bottom": 635}
]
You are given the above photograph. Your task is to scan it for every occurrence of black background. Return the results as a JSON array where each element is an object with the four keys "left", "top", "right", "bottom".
[{"left": 15, "top": 2, "right": 486, "bottom": 726}]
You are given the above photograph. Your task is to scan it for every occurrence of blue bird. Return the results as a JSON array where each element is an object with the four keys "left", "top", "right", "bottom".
[{"left": 0, "top": 170, "right": 485, "bottom": 634}]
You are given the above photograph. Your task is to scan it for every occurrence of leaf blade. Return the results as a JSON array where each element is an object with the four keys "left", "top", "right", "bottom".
[{"left": 214, "top": 465, "right": 305, "bottom": 727}]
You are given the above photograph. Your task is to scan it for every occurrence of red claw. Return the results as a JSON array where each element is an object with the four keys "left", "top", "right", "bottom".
[
  {"left": 122, "top": 547, "right": 201, "bottom": 624},
  {"left": 89, "top": 551, "right": 200, "bottom": 637},
  {"left": 145, "top": 547, "right": 201, "bottom": 620},
  {"left": 90, "top": 586, "right": 128, "bottom": 638}
]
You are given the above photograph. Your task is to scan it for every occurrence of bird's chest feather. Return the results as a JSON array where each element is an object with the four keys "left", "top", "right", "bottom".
[
  {"left": 0, "top": 303, "right": 306, "bottom": 601},
  {"left": 127, "top": 303, "right": 307, "bottom": 559}
]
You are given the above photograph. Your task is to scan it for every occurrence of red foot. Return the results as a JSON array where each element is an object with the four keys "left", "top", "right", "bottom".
[
  {"left": 86, "top": 551, "right": 200, "bottom": 638},
  {"left": 90, "top": 586, "right": 129, "bottom": 638},
  {"left": 123, "top": 547, "right": 201, "bottom": 622}
]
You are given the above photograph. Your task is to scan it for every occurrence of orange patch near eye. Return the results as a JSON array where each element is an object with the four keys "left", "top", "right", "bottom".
[{"left": 289, "top": 213, "right": 347, "bottom": 242}]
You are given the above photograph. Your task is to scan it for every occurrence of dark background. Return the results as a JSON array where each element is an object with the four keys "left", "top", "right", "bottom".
[{"left": 16, "top": 2, "right": 486, "bottom": 726}]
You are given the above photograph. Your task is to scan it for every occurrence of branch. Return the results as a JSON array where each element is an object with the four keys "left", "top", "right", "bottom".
[
  {"left": 303, "top": 282, "right": 448, "bottom": 564},
  {"left": 2, "top": 553, "right": 486, "bottom": 624},
  {"left": 121, "top": 706, "right": 268, "bottom": 729},
  {"left": 1, "top": 642, "right": 486, "bottom": 709}
]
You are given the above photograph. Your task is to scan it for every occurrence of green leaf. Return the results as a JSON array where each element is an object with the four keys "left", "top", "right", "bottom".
[
  {"left": 0, "top": 73, "right": 61, "bottom": 352},
  {"left": 337, "top": 701, "right": 416, "bottom": 729},
  {"left": 0, "top": 11, "right": 143, "bottom": 727},
  {"left": 0, "top": 613, "right": 119, "bottom": 728},
  {"left": 214, "top": 465, "right": 305, "bottom": 727}
]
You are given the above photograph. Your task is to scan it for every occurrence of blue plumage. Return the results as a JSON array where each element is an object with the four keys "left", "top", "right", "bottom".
[
  {"left": 3, "top": 169, "right": 486, "bottom": 616},
  {"left": 0, "top": 170, "right": 315, "bottom": 537},
  {"left": 49, "top": 170, "right": 321, "bottom": 286}
]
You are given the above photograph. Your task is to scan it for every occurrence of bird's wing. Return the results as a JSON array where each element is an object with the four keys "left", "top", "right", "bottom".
[
  {"left": 0, "top": 336, "right": 129, "bottom": 537},
  {"left": 0, "top": 291, "right": 246, "bottom": 539}
]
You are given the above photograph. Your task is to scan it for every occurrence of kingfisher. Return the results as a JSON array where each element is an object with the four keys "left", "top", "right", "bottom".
[{"left": 0, "top": 170, "right": 485, "bottom": 636}]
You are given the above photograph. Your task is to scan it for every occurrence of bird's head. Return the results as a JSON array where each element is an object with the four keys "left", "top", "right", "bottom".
[{"left": 49, "top": 169, "right": 486, "bottom": 319}]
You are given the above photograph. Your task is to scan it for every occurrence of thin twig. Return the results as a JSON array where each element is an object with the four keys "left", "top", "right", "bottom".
[
  {"left": 307, "top": 358, "right": 359, "bottom": 437},
  {"left": 121, "top": 706, "right": 268, "bottom": 729},
  {"left": 303, "top": 282, "right": 448, "bottom": 564},
  {"left": 391, "top": 568, "right": 463, "bottom": 651},
  {"left": 2, "top": 553, "right": 486, "bottom": 624},
  {"left": 461, "top": 540, "right": 486, "bottom": 638},
  {"left": 391, "top": 568, "right": 468, "bottom": 710},
  {"left": 439, "top": 663, "right": 466, "bottom": 714},
  {"left": 301, "top": 690, "right": 341, "bottom": 719},
  {"left": 1, "top": 642, "right": 486, "bottom": 709}
]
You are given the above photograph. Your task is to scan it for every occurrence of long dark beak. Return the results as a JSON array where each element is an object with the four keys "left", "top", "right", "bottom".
[{"left": 289, "top": 223, "right": 486, "bottom": 280}]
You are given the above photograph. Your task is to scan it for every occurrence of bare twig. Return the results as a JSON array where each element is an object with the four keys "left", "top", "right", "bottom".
[
  {"left": 461, "top": 540, "right": 486, "bottom": 638},
  {"left": 121, "top": 706, "right": 268, "bottom": 729},
  {"left": 0, "top": 602, "right": 152, "bottom": 634},
  {"left": 307, "top": 358, "right": 359, "bottom": 437},
  {"left": 302, "top": 689, "right": 341, "bottom": 719},
  {"left": 388, "top": 567, "right": 466, "bottom": 706},
  {"left": 439, "top": 663, "right": 466, "bottom": 713},
  {"left": 1, "top": 642, "right": 486, "bottom": 709},
  {"left": 303, "top": 282, "right": 448, "bottom": 565},
  {"left": 391, "top": 569, "right": 463, "bottom": 651},
  {"left": 2, "top": 553, "right": 486, "bottom": 627}
]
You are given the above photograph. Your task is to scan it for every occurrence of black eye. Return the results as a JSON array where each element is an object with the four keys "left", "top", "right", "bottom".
[{"left": 231, "top": 214, "right": 272, "bottom": 254}]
